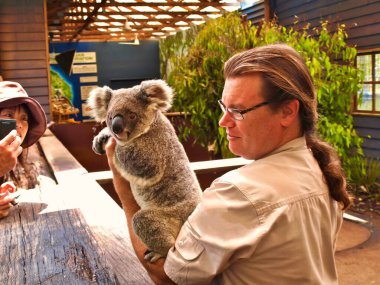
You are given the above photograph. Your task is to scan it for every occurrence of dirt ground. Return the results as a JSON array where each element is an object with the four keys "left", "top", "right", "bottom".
[{"left": 336, "top": 210, "right": 380, "bottom": 285}]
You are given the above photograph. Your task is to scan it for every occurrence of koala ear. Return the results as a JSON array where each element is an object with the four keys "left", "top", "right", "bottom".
[
  {"left": 140, "top": 80, "right": 173, "bottom": 112},
  {"left": 88, "top": 86, "right": 113, "bottom": 122}
]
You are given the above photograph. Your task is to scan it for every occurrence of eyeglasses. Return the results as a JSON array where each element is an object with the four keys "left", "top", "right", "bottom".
[{"left": 218, "top": 99, "right": 271, "bottom": 121}]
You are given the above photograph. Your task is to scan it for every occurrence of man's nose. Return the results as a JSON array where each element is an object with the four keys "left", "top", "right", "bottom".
[{"left": 219, "top": 112, "right": 235, "bottom": 128}]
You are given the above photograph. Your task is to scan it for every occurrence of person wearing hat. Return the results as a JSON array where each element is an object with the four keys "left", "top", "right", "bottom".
[{"left": 0, "top": 81, "right": 47, "bottom": 218}]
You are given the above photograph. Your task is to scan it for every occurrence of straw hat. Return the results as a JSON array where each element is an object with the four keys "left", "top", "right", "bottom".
[{"left": 0, "top": 81, "right": 47, "bottom": 147}]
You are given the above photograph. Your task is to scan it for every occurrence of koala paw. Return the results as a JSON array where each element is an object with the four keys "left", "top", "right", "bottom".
[
  {"left": 92, "top": 128, "right": 112, "bottom": 155},
  {"left": 144, "top": 249, "right": 164, "bottom": 263}
]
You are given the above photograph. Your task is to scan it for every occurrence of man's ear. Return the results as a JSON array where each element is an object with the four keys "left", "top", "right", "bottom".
[{"left": 280, "top": 99, "right": 299, "bottom": 127}]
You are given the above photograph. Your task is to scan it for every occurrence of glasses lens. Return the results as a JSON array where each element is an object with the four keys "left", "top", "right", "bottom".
[
  {"left": 218, "top": 100, "right": 226, "bottom": 112},
  {"left": 218, "top": 100, "right": 244, "bottom": 120},
  {"left": 230, "top": 110, "right": 243, "bottom": 121}
]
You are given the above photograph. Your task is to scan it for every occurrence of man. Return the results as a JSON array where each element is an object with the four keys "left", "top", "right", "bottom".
[{"left": 105, "top": 44, "right": 350, "bottom": 284}]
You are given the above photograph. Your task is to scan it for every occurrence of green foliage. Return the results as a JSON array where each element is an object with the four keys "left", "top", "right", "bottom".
[
  {"left": 348, "top": 157, "right": 380, "bottom": 200},
  {"left": 160, "top": 14, "right": 366, "bottom": 182}
]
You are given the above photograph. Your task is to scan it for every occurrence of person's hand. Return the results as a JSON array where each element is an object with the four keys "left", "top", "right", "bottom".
[
  {"left": 0, "top": 192, "right": 14, "bottom": 219},
  {"left": 105, "top": 137, "right": 134, "bottom": 206},
  {"left": 0, "top": 130, "right": 22, "bottom": 176},
  {"left": 105, "top": 137, "right": 120, "bottom": 175}
]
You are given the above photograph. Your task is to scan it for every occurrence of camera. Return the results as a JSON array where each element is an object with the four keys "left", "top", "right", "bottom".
[{"left": 0, "top": 119, "right": 16, "bottom": 140}]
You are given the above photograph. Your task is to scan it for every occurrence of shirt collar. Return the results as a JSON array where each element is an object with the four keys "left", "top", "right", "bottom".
[{"left": 263, "top": 136, "right": 307, "bottom": 158}]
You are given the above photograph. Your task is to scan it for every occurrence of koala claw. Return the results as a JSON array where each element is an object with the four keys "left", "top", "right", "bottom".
[
  {"left": 92, "top": 133, "right": 111, "bottom": 155},
  {"left": 144, "top": 249, "right": 164, "bottom": 263}
]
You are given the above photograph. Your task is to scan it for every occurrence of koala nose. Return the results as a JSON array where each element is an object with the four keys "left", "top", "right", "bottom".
[{"left": 111, "top": 115, "right": 124, "bottom": 134}]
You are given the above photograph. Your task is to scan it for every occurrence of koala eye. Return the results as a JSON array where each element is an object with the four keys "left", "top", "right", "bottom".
[{"left": 129, "top": 113, "right": 137, "bottom": 120}]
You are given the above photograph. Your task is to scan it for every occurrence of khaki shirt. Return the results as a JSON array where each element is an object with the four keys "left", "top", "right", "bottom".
[{"left": 164, "top": 137, "right": 343, "bottom": 285}]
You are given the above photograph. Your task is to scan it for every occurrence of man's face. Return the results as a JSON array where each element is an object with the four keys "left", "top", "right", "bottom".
[{"left": 219, "top": 74, "right": 285, "bottom": 160}]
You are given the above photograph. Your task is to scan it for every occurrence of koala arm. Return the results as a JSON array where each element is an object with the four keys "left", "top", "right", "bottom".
[{"left": 105, "top": 138, "right": 176, "bottom": 285}]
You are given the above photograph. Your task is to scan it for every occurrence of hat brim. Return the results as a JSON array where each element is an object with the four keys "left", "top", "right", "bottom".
[{"left": 0, "top": 97, "right": 47, "bottom": 147}]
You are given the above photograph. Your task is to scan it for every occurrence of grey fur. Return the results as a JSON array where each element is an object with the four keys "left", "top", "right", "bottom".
[{"left": 89, "top": 80, "right": 202, "bottom": 262}]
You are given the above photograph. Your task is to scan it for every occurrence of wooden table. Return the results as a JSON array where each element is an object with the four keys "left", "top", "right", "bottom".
[
  {"left": 0, "top": 129, "right": 253, "bottom": 285},
  {"left": 0, "top": 131, "right": 153, "bottom": 285}
]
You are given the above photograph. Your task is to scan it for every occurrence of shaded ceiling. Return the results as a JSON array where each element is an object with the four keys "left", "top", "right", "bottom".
[{"left": 47, "top": 0, "right": 241, "bottom": 43}]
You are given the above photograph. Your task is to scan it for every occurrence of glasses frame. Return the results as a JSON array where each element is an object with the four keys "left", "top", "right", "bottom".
[{"left": 218, "top": 99, "right": 271, "bottom": 121}]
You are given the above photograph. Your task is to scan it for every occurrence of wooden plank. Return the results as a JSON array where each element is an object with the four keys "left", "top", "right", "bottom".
[
  {"left": 348, "top": 22, "right": 380, "bottom": 39},
  {"left": 362, "top": 148, "right": 380, "bottom": 158},
  {"left": 41, "top": 105, "right": 50, "bottom": 117},
  {"left": 38, "top": 130, "right": 87, "bottom": 183},
  {"left": 7, "top": 77, "right": 49, "bottom": 88},
  {"left": 356, "top": 128, "right": 380, "bottom": 140},
  {"left": 0, "top": 15, "right": 44, "bottom": 24},
  {"left": 0, "top": 23, "right": 45, "bottom": 33},
  {"left": 0, "top": 59, "right": 47, "bottom": 70},
  {"left": 0, "top": 50, "right": 46, "bottom": 61},
  {"left": 0, "top": 6, "right": 42, "bottom": 15},
  {"left": 190, "top": 157, "right": 252, "bottom": 174},
  {"left": 23, "top": 86, "right": 50, "bottom": 96},
  {"left": 354, "top": 116, "right": 380, "bottom": 129},
  {"left": 278, "top": 0, "right": 380, "bottom": 30},
  {"left": 86, "top": 157, "right": 253, "bottom": 184},
  {"left": 0, "top": 173, "right": 153, "bottom": 284},
  {"left": 362, "top": 138, "right": 380, "bottom": 149},
  {"left": 0, "top": 68, "right": 48, "bottom": 79},
  {"left": 29, "top": 95, "right": 50, "bottom": 105},
  {"left": 0, "top": 32, "right": 46, "bottom": 42},
  {"left": 348, "top": 34, "right": 380, "bottom": 50},
  {"left": 0, "top": 41, "right": 46, "bottom": 51}
]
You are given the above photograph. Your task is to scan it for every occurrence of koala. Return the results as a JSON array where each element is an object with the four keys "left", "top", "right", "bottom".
[{"left": 88, "top": 80, "right": 202, "bottom": 262}]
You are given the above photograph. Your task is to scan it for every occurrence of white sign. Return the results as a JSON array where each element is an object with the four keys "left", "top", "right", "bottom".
[
  {"left": 72, "top": 64, "right": 97, "bottom": 74},
  {"left": 80, "top": 76, "right": 98, "bottom": 83},
  {"left": 74, "top": 52, "right": 97, "bottom": 63},
  {"left": 80, "top": 85, "right": 98, "bottom": 100}
]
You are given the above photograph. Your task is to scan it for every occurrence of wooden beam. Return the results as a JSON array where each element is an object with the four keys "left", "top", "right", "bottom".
[
  {"left": 264, "top": 0, "right": 272, "bottom": 22},
  {"left": 69, "top": 0, "right": 108, "bottom": 42},
  {"left": 85, "top": 157, "right": 252, "bottom": 185}
]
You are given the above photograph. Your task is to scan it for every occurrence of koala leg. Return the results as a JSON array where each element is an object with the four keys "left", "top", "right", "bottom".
[
  {"left": 132, "top": 208, "right": 182, "bottom": 263},
  {"left": 92, "top": 127, "right": 112, "bottom": 154}
]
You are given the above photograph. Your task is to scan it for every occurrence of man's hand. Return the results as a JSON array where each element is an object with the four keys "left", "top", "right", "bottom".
[
  {"left": 0, "top": 130, "right": 22, "bottom": 176},
  {"left": 104, "top": 137, "right": 120, "bottom": 176},
  {"left": 104, "top": 137, "right": 134, "bottom": 203},
  {"left": 104, "top": 138, "right": 175, "bottom": 285}
]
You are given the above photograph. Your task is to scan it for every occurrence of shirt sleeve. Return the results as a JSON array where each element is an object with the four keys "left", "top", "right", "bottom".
[{"left": 164, "top": 180, "right": 263, "bottom": 285}]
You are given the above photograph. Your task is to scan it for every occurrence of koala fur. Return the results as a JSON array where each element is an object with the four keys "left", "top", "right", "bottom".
[{"left": 88, "top": 80, "right": 202, "bottom": 262}]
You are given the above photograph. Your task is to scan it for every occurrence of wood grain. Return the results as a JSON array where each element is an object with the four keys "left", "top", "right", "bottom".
[{"left": 0, "top": 131, "right": 153, "bottom": 284}]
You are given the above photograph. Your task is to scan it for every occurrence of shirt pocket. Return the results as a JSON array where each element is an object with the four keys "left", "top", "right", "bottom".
[{"left": 175, "top": 224, "right": 205, "bottom": 261}]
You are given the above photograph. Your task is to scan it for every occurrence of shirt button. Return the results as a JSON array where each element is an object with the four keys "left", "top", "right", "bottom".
[{"left": 178, "top": 240, "right": 184, "bottom": 247}]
